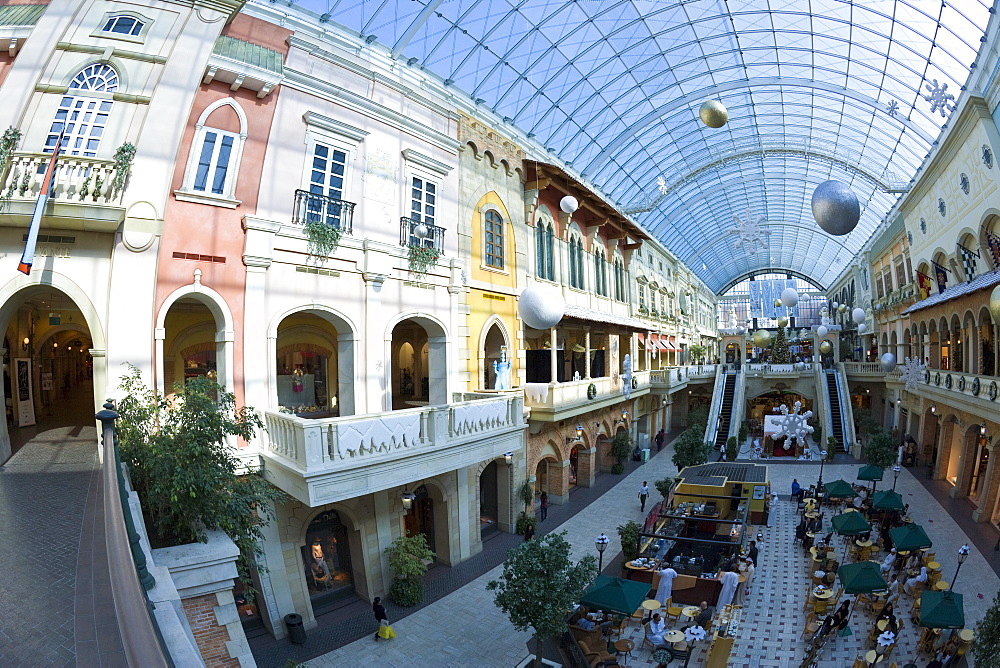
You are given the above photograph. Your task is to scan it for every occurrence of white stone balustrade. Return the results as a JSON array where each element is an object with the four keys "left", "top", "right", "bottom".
[
  {"left": 2, "top": 152, "right": 123, "bottom": 205},
  {"left": 522, "top": 371, "right": 652, "bottom": 412}
]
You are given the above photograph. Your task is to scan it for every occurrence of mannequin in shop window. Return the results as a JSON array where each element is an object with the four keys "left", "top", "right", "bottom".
[
  {"left": 309, "top": 540, "right": 331, "bottom": 589},
  {"left": 493, "top": 348, "right": 512, "bottom": 390}
]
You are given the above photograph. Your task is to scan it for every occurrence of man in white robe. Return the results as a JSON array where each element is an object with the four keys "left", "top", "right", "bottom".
[{"left": 654, "top": 565, "right": 678, "bottom": 607}]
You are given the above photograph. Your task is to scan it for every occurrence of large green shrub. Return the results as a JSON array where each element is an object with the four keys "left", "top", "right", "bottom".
[
  {"left": 726, "top": 436, "right": 739, "bottom": 461},
  {"left": 617, "top": 520, "right": 642, "bottom": 561},
  {"left": 672, "top": 425, "right": 712, "bottom": 470},
  {"left": 610, "top": 429, "right": 632, "bottom": 470},
  {"left": 385, "top": 533, "right": 435, "bottom": 606},
  {"left": 865, "top": 429, "right": 896, "bottom": 469},
  {"left": 653, "top": 476, "right": 675, "bottom": 499},
  {"left": 116, "top": 365, "right": 286, "bottom": 596},
  {"left": 971, "top": 589, "right": 1000, "bottom": 667}
]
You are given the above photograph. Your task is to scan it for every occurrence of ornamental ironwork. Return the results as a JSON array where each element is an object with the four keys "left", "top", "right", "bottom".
[
  {"left": 971, "top": 377, "right": 980, "bottom": 396},
  {"left": 945, "top": 374, "right": 952, "bottom": 389},
  {"left": 957, "top": 376, "right": 966, "bottom": 391}
]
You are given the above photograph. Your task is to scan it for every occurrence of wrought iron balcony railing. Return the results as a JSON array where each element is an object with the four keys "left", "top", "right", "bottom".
[
  {"left": 399, "top": 216, "right": 445, "bottom": 254},
  {"left": 292, "top": 189, "right": 355, "bottom": 234}
]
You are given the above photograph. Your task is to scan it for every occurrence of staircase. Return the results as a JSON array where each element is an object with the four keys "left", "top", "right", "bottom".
[
  {"left": 825, "top": 370, "right": 846, "bottom": 452},
  {"left": 715, "top": 373, "right": 736, "bottom": 449}
]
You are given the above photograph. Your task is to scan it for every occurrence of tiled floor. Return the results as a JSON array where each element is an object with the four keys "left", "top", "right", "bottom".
[{"left": 304, "top": 450, "right": 1000, "bottom": 668}]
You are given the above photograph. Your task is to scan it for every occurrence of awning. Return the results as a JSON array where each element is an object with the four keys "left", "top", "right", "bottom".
[
  {"left": 902, "top": 269, "right": 1000, "bottom": 315},
  {"left": 563, "top": 304, "right": 649, "bottom": 329},
  {"left": 650, "top": 334, "right": 667, "bottom": 351},
  {"left": 667, "top": 336, "right": 682, "bottom": 352},
  {"left": 637, "top": 333, "right": 645, "bottom": 349}
]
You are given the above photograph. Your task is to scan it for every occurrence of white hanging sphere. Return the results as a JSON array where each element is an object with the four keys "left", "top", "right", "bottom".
[
  {"left": 414, "top": 223, "right": 429, "bottom": 239},
  {"left": 880, "top": 352, "right": 897, "bottom": 373},
  {"left": 518, "top": 283, "right": 565, "bottom": 330},
  {"left": 858, "top": 323, "right": 868, "bottom": 333},
  {"left": 832, "top": 301, "right": 839, "bottom": 309},
  {"left": 737, "top": 326, "right": 746, "bottom": 334},
  {"left": 780, "top": 288, "right": 799, "bottom": 307},
  {"left": 559, "top": 195, "right": 579, "bottom": 214},
  {"left": 852, "top": 307, "right": 866, "bottom": 324},
  {"left": 753, "top": 329, "right": 771, "bottom": 347},
  {"left": 817, "top": 325, "right": 828, "bottom": 338},
  {"left": 812, "top": 180, "right": 861, "bottom": 236}
]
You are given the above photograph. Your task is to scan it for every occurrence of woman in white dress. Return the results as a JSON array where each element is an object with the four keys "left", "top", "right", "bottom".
[
  {"left": 717, "top": 567, "right": 740, "bottom": 608},
  {"left": 880, "top": 548, "right": 896, "bottom": 575},
  {"left": 654, "top": 565, "right": 678, "bottom": 606}
]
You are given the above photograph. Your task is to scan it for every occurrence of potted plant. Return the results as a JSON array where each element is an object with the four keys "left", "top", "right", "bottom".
[
  {"left": 0, "top": 126, "right": 22, "bottom": 210},
  {"left": 407, "top": 244, "right": 440, "bottom": 274},
  {"left": 515, "top": 479, "right": 536, "bottom": 534},
  {"left": 385, "top": 533, "right": 435, "bottom": 606},
  {"left": 726, "top": 436, "right": 739, "bottom": 461},
  {"left": 304, "top": 218, "right": 343, "bottom": 262},
  {"left": 653, "top": 476, "right": 675, "bottom": 500},
  {"left": 110, "top": 142, "right": 136, "bottom": 199},
  {"left": 610, "top": 430, "right": 632, "bottom": 474},
  {"left": 617, "top": 520, "right": 641, "bottom": 562}
]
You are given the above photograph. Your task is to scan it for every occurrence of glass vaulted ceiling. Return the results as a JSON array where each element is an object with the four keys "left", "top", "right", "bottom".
[{"left": 275, "top": 0, "right": 993, "bottom": 294}]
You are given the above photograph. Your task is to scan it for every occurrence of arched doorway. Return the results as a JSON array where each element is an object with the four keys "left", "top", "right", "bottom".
[
  {"left": 301, "top": 510, "right": 355, "bottom": 606},
  {"left": 569, "top": 445, "right": 579, "bottom": 488},
  {"left": 0, "top": 285, "right": 98, "bottom": 461},
  {"left": 482, "top": 322, "right": 509, "bottom": 390},
  {"left": 725, "top": 341, "right": 741, "bottom": 365},
  {"left": 390, "top": 316, "right": 447, "bottom": 410},
  {"left": 403, "top": 484, "right": 436, "bottom": 553},
  {"left": 162, "top": 299, "right": 221, "bottom": 394},
  {"left": 479, "top": 460, "right": 499, "bottom": 537},
  {"left": 275, "top": 312, "right": 340, "bottom": 417}
]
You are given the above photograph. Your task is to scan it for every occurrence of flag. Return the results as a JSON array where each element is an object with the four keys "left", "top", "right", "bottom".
[
  {"left": 932, "top": 261, "right": 949, "bottom": 294},
  {"left": 18, "top": 134, "right": 64, "bottom": 275},
  {"left": 986, "top": 231, "right": 1000, "bottom": 271},
  {"left": 957, "top": 243, "right": 980, "bottom": 281},
  {"left": 916, "top": 271, "right": 933, "bottom": 300}
]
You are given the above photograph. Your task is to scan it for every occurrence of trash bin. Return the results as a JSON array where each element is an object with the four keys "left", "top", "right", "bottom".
[
  {"left": 284, "top": 613, "right": 306, "bottom": 644},
  {"left": 640, "top": 448, "right": 650, "bottom": 463}
]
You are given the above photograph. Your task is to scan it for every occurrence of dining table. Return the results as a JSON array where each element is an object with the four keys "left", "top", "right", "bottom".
[
  {"left": 641, "top": 598, "right": 661, "bottom": 622},
  {"left": 681, "top": 605, "right": 701, "bottom": 621},
  {"left": 664, "top": 629, "right": 685, "bottom": 645}
]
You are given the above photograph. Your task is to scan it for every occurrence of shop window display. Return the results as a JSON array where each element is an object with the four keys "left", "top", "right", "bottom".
[
  {"left": 302, "top": 511, "right": 353, "bottom": 602},
  {"left": 277, "top": 351, "right": 334, "bottom": 417}
]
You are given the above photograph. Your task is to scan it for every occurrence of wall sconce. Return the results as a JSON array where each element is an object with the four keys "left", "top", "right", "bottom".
[
  {"left": 400, "top": 490, "right": 416, "bottom": 512},
  {"left": 504, "top": 452, "right": 513, "bottom": 466},
  {"left": 614, "top": 409, "right": 629, "bottom": 426},
  {"left": 21, "top": 336, "right": 29, "bottom": 351},
  {"left": 566, "top": 424, "right": 584, "bottom": 444},
  {"left": 930, "top": 405, "right": 937, "bottom": 415},
  {"left": 661, "top": 397, "right": 668, "bottom": 407},
  {"left": 52, "top": 341, "right": 58, "bottom": 348},
  {"left": 981, "top": 424, "right": 992, "bottom": 444}
]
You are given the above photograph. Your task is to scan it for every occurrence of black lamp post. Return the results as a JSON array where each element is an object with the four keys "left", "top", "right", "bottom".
[
  {"left": 595, "top": 533, "right": 609, "bottom": 574},
  {"left": 950, "top": 544, "right": 970, "bottom": 591},
  {"left": 817, "top": 450, "right": 828, "bottom": 490},
  {"left": 891, "top": 465, "right": 901, "bottom": 492}
]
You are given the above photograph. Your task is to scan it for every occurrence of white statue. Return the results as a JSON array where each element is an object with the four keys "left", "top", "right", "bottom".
[
  {"left": 622, "top": 353, "right": 633, "bottom": 399},
  {"left": 493, "top": 349, "right": 512, "bottom": 390}
]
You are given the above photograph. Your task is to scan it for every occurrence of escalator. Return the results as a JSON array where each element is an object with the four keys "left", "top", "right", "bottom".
[
  {"left": 714, "top": 373, "right": 736, "bottom": 449},
  {"left": 825, "top": 370, "right": 847, "bottom": 452}
]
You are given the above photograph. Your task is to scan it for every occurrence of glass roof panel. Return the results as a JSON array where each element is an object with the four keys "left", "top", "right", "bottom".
[{"left": 275, "top": 0, "right": 993, "bottom": 292}]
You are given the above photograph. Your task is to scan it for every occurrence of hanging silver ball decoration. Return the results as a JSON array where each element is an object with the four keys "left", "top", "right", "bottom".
[
  {"left": 777, "top": 315, "right": 789, "bottom": 328},
  {"left": 781, "top": 288, "right": 799, "bottom": 307},
  {"left": 699, "top": 100, "right": 729, "bottom": 128},
  {"left": 837, "top": 304, "right": 847, "bottom": 314},
  {"left": 880, "top": 352, "right": 897, "bottom": 373},
  {"left": 414, "top": 223, "right": 429, "bottom": 239},
  {"left": 990, "top": 284, "right": 1000, "bottom": 324},
  {"left": 852, "top": 307, "right": 866, "bottom": 325},
  {"left": 812, "top": 180, "right": 861, "bottom": 236},
  {"left": 858, "top": 323, "right": 868, "bottom": 333},
  {"left": 518, "top": 283, "right": 565, "bottom": 330},
  {"left": 559, "top": 196, "right": 579, "bottom": 214},
  {"left": 773, "top": 298, "right": 783, "bottom": 308},
  {"left": 737, "top": 326, "right": 746, "bottom": 335},
  {"left": 817, "top": 325, "right": 828, "bottom": 338}
]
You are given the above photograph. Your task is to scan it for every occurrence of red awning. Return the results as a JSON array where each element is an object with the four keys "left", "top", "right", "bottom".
[
  {"left": 667, "top": 336, "right": 682, "bottom": 352},
  {"left": 649, "top": 334, "right": 665, "bottom": 350},
  {"left": 637, "top": 333, "right": 645, "bottom": 348}
]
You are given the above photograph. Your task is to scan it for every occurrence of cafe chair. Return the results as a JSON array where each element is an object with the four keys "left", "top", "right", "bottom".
[
  {"left": 577, "top": 639, "right": 615, "bottom": 667},
  {"left": 801, "top": 611, "right": 821, "bottom": 640},
  {"left": 631, "top": 605, "right": 647, "bottom": 627},
  {"left": 921, "top": 552, "right": 936, "bottom": 566},
  {"left": 607, "top": 616, "right": 627, "bottom": 640},
  {"left": 663, "top": 597, "right": 683, "bottom": 625},
  {"left": 812, "top": 599, "right": 832, "bottom": 616},
  {"left": 851, "top": 658, "right": 866, "bottom": 668}
]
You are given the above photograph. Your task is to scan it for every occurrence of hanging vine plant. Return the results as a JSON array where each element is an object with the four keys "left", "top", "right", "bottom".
[
  {"left": 407, "top": 244, "right": 440, "bottom": 275},
  {"left": 111, "top": 142, "right": 137, "bottom": 199},
  {"left": 303, "top": 219, "right": 343, "bottom": 262},
  {"left": 0, "top": 126, "right": 23, "bottom": 210}
]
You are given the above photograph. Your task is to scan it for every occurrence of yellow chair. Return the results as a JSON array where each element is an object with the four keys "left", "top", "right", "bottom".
[
  {"left": 607, "top": 616, "right": 627, "bottom": 640},
  {"left": 664, "top": 597, "right": 683, "bottom": 625},
  {"left": 801, "top": 611, "right": 821, "bottom": 640}
]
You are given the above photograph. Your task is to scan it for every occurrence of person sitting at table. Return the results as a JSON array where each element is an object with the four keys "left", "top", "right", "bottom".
[
  {"left": 695, "top": 601, "right": 715, "bottom": 629},
  {"left": 822, "top": 570, "right": 836, "bottom": 586},
  {"left": 904, "top": 552, "right": 922, "bottom": 572},
  {"left": 904, "top": 566, "right": 928, "bottom": 595},
  {"left": 884, "top": 574, "right": 901, "bottom": 605},
  {"left": 880, "top": 548, "right": 897, "bottom": 575},
  {"left": 830, "top": 599, "right": 851, "bottom": 631},
  {"left": 645, "top": 613, "right": 667, "bottom": 647}
]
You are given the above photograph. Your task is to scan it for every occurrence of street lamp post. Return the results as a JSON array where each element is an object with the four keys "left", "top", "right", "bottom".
[
  {"left": 950, "top": 544, "right": 970, "bottom": 591},
  {"left": 891, "top": 465, "right": 901, "bottom": 492},
  {"left": 817, "top": 450, "right": 828, "bottom": 490},
  {"left": 595, "top": 533, "right": 610, "bottom": 574}
]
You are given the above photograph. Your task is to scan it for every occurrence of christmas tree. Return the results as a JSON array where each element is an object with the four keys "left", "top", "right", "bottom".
[{"left": 771, "top": 325, "right": 790, "bottom": 364}]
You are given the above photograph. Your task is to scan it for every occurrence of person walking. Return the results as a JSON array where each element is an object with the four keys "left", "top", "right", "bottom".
[
  {"left": 791, "top": 478, "right": 801, "bottom": 502},
  {"left": 655, "top": 428, "right": 665, "bottom": 452},
  {"left": 639, "top": 481, "right": 650, "bottom": 512},
  {"left": 539, "top": 492, "right": 549, "bottom": 521},
  {"left": 372, "top": 597, "right": 388, "bottom": 640}
]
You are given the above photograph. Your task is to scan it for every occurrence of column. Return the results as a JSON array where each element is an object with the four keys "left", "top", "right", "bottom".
[
  {"left": 584, "top": 328, "right": 592, "bottom": 379},
  {"left": 548, "top": 458, "right": 571, "bottom": 505},
  {"left": 255, "top": 500, "right": 296, "bottom": 638},
  {"left": 972, "top": 444, "right": 997, "bottom": 522},
  {"left": 550, "top": 325, "right": 558, "bottom": 383},
  {"left": 242, "top": 217, "right": 281, "bottom": 414},
  {"left": 363, "top": 269, "right": 387, "bottom": 413},
  {"left": 576, "top": 446, "right": 597, "bottom": 488}
]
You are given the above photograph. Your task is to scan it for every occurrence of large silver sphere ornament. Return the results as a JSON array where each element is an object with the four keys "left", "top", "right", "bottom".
[
  {"left": 990, "top": 284, "right": 1000, "bottom": 324},
  {"left": 838, "top": 304, "right": 847, "bottom": 314},
  {"left": 518, "top": 283, "right": 565, "bottom": 330},
  {"left": 414, "top": 222, "right": 429, "bottom": 239},
  {"left": 880, "top": 352, "right": 897, "bottom": 373},
  {"left": 858, "top": 323, "right": 868, "bottom": 333},
  {"left": 812, "top": 180, "right": 861, "bottom": 236},
  {"left": 781, "top": 288, "right": 799, "bottom": 307},
  {"left": 819, "top": 340, "right": 833, "bottom": 355},
  {"left": 817, "top": 325, "right": 828, "bottom": 338},
  {"left": 753, "top": 329, "right": 772, "bottom": 347},
  {"left": 559, "top": 195, "right": 579, "bottom": 214},
  {"left": 699, "top": 100, "right": 729, "bottom": 128},
  {"left": 852, "top": 307, "right": 866, "bottom": 325},
  {"left": 777, "top": 315, "right": 789, "bottom": 328}
]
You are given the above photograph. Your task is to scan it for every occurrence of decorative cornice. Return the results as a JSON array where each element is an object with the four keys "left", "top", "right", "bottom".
[
  {"left": 303, "top": 112, "right": 369, "bottom": 141},
  {"left": 55, "top": 41, "right": 168, "bottom": 64},
  {"left": 401, "top": 148, "right": 453, "bottom": 176}
]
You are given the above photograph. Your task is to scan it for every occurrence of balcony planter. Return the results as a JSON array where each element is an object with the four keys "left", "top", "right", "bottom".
[
  {"left": 111, "top": 142, "right": 136, "bottom": 199},
  {"left": 304, "top": 218, "right": 342, "bottom": 261},
  {"left": 408, "top": 244, "right": 440, "bottom": 274},
  {"left": 0, "top": 126, "right": 22, "bottom": 209}
]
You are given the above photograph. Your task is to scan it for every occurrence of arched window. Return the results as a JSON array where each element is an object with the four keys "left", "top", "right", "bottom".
[
  {"left": 46, "top": 64, "right": 119, "bottom": 157},
  {"left": 101, "top": 14, "right": 145, "bottom": 37},
  {"left": 484, "top": 210, "right": 504, "bottom": 269},
  {"left": 568, "top": 235, "right": 585, "bottom": 289},
  {"left": 178, "top": 98, "right": 248, "bottom": 205},
  {"left": 535, "top": 218, "right": 554, "bottom": 281},
  {"left": 594, "top": 246, "right": 608, "bottom": 296},
  {"left": 638, "top": 282, "right": 646, "bottom": 310},
  {"left": 613, "top": 256, "right": 626, "bottom": 302}
]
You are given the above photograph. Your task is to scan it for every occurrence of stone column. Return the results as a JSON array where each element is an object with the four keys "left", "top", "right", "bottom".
[
  {"left": 576, "top": 445, "right": 597, "bottom": 488},
  {"left": 548, "top": 458, "right": 571, "bottom": 505},
  {"left": 972, "top": 444, "right": 997, "bottom": 522},
  {"left": 584, "top": 328, "right": 592, "bottom": 379},
  {"left": 363, "top": 269, "right": 387, "bottom": 413},
  {"left": 550, "top": 326, "right": 559, "bottom": 383}
]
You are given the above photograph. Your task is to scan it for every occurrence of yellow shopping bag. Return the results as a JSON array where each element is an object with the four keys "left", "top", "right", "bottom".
[{"left": 377, "top": 620, "right": 396, "bottom": 639}]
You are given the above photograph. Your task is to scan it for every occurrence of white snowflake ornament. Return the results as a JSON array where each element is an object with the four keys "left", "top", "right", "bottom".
[
  {"left": 899, "top": 356, "right": 926, "bottom": 392},
  {"left": 773, "top": 401, "right": 814, "bottom": 447},
  {"left": 729, "top": 208, "right": 771, "bottom": 252}
]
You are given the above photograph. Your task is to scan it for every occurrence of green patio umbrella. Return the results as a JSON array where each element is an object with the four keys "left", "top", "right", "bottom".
[
  {"left": 824, "top": 479, "right": 857, "bottom": 499},
  {"left": 578, "top": 576, "right": 650, "bottom": 616},
  {"left": 838, "top": 561, "right": 888, "bottom": 595},
  {"left": 831, "top": 511, "right": 872, "bottom": 536},
  {"left": 919, "top": 590, "right": 965, "bottom": 629},
  {"left": 872, "top": 490, "right": 905, "bottom": 511},
  {"left": 857, "top": 465, "right": 884, "bottom": 482},
  {"left": 889, "top": 523, "right": 933, "bottom": 553}
]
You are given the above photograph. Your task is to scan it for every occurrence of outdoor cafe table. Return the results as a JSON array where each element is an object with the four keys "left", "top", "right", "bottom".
[
  {"left": 681, "top": 605, "right": 701, "bottom": 621},
  {"left": 856, "top": 539, "right": 874, "bottom": 547},
  {"left": 642, "top": 598, "right": 661, "bottom": 622},
  {"left": 614, "top": 638, "right": 634, "bottom": 663},
  {"left": 927, "top": 561, "right": 941, "bottom": 571},
  {"left": 813, "top": 588, "right": 836, "bottom": 600},
  {"left": 865, "top": 650, "right": 885, "bottom": 664},
  {"left": 934, "top": 581, "right": 949, "bottom": 591},
  {"left": 664, "top": 630, "right": 685, "bottom": 644}
]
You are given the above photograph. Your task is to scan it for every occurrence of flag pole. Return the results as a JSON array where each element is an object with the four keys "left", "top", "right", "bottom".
[{"left": 18, "top": 134, "right": 64, "bottom": 275}]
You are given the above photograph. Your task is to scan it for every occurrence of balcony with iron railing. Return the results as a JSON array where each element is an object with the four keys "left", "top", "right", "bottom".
[
  {"left": 292, "top": 189, "right": 356, "bottom": 234},
  {"left": 0, "top": 152, "right": 126, "bottom": 231},
  {"left": 399, "top": 216, "right": 445, "bottom": 254}
]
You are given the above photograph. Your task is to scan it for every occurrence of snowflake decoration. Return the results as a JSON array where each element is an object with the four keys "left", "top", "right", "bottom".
[
  {"left": 773, "top": 401, "right": 814, "bottom": 447},
  {"left": 656, "top": 176, "right": 669, "bottom": 194},
  {"left": 886, "top": 99, "right": 899, "bottom": 117},
  {"left": 729, "top": 208, "right": 771, "bottom": 252},
  {"left": 899, "top": 356, "right": 926, "bottom": 392},
  {"left": 923, "top": 79, "right": 955, "bottom": 117}
]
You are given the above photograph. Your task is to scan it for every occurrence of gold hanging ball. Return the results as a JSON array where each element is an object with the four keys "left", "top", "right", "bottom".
[
  {"left": 777, "top": 316, "right": 789, "bottom": 328},
  {"left": 753, "top": 330, "right": 771, "bottom": 347},
  {"left": 837, "top": 304, "right": 847, "bottom": 313},
  {"left": 699, "top": 100, "right": 729, "bottom": 128},
  {"left": 773, "top": 298, "right": 783, "bottom": 307},
  {"left": 819, "top": 340, "right": 833, "bottom": 355}
]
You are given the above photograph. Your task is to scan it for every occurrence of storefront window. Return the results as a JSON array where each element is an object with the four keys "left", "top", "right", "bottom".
[
  {"left": 277, "top": 351, "right": 333, "bottom": 417},
  {"left": 302, "top": 511, "right": 353, "bottom": 603}
]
